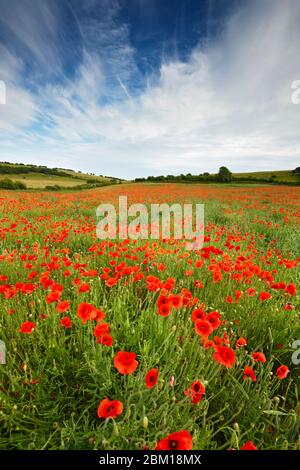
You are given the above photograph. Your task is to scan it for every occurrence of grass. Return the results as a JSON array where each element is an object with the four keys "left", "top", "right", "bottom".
[
  {"left": 0, "top": 183, "right": 299, "bottom": 450},
  {"left": 0, "top": 162, "right": 120, "bottom": 189},
  {"left": 0, "top": 173, "right": 84, "bottom": 188},
  {"left": 233, "top": 170, "right": 299, "bottom": 183}
]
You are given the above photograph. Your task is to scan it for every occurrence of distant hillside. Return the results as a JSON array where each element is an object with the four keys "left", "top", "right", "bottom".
[
  {"left": 233, "top": 169, "right": 299, "bottom": 183},
  {"left": 0, "top": 162, "right": 123, "bottom": 190},
  {"left": 135, "top": 168, "right": 300, "bottom": 185}
]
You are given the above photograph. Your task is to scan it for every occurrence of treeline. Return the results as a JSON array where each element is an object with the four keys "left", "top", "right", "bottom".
[
  {"left": 0, "top": 162, "right": 81, "bottom": 179},
  {"left": 135, "top": 167, "right": 233, "bottom": 183},
  {"left": 135, "top": 167, "right": 300, "bottom": 185}
]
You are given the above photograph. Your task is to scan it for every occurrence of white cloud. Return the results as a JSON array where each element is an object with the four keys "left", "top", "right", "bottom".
[
  {"left": 0, "top": 46, "right": 37, "bottom": 131},
  {"left": 0, "top": 0, "right": 300, "bottom": 177}
]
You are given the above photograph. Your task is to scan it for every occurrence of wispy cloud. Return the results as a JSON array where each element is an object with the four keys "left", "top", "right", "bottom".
[{"left": 0, "top": 0, "right": 299, "bottom": 177}]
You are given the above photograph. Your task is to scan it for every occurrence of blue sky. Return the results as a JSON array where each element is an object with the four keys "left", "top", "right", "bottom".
[{"left": 0, "top": 0, "right": 299, "bottom": 178}]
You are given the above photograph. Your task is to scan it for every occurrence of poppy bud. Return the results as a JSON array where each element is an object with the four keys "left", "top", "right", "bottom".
[{"left": 143, "top": 416, "right": 149, "bottom": 429}]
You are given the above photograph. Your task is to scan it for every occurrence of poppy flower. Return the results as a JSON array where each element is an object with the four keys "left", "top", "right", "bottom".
[
  {"left": 276, "top": 365, "right": 289, "bottom": 379},
  {"left": 168, "top": 294, "right": 183, "bottom": 309},
  {"left": 97, "top": 398, "right": 123, "bottom": 419},
  {"left": 97, "top": 333, "right": 113, "bottom": 347},
  {"left": 114, "top": 351, "right": 139, "bottom": 375},
  {"left": 259, "top": 291, "right": 271, "bottom": 301},
  {"left": 285, "top": 283, "right": 296, "bottom": 296},
  {"left": 145, "top": 368, "right": 159, "bottom": 388},
  {"left": 60, "top": 316, "right": 72, "bottom": 329},
  {"left": 19, "top": 321, "right": 36, "bottom": 334},
  {"left": 106, "top": 277, "right": 118, "bottom": 287},
  {"left": 157, "top": 294, "right": 169, "bottom": 307},
  {"left": 213, "top": 346, "right": 236, "bottom": 368},
  {"left": 252, "top": 352, "right": 266, "bottom": 363},
  {"left": 243, "top": 366, "right": 257, "bottom": 382},
  {"left": 56, "top": 300, "right": 70, "bottom": 313},
  {"left": 247, "top": 288, "right": 256, "bottom": 297},
  {"left": 158, "top": 304, "right": 171, "bottom": 317},
  {"left": 77, "top": 302, "right": 103, "bottom": 323},
  {"left": 240, "top": 440, "right": 257, "bottom": 450},
  {"left": 191, "top": 308, "right": 205, "bottom": 322},
  {"left": 93, "top": 323, "right": 110, "bottom": 338},
  {"left": 20, "top": 283, "right": 36, "bottom": 295},
  {"left": 155, "top": 430, "right": 193, "bottom": 450},
  {"left": 195, "top": 319, "right": 213, "bottom": 338},
  {"left": 185, "top": 380, "right": 206, "bottom": 404},
  {"left": 78, "top": 283, "right": 90, "bottom": 293},
  {"left": 235, "top": 337, "right": 247, "bottom": 348},
  {"left": 205, "top": 311, "right": 221, "bottom": 330}
]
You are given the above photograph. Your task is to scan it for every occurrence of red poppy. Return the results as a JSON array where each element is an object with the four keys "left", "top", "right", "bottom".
[
  {"left": 56, "top": 300, "right": 70, "bottom": 313},
  {"left": 285, "top": 283, "right": 296, "bottom": 296},
  {"left": 20, "top": 283, "right": 36, "bottom": 295},
  {"left": 240, "top": 440, "right": 257, "bottom": 450},
  {"left": 185, "top": 380, "right": 206, "bottom": 404},
  {"left": 158, "top": 304, "right": 171, "bottom": 317},
  {"left": 191, "top": 308, "right": 205, "bottom": 322},
  {"left": 195, "top": 319, "right": 213, "bottom": 338},
  {"left": 19, "top": 321, "right": 36, "bottom": 334},
  {"left": 168, "top": 294, "right": 183, "bottom": 309},
  {"left": 97, "top": 398, "right": 123, "bottom": 419},
  {"left": 247, "top": 288, "right": 256, "bottom": 297},
  {"left": 259, "top": 291, "right": 271, "bottom": 301},
  {"left": 46, "top": 291, "right": 61, "bottom": 303},
  {"left": 252, "top": 352, "right": 266, "bottom": 363},
  {"left": 276, "top": 365, "right": 289, "bottom": 379},
  {"left": 243, "top": 366, "right": 257, "bottom": 382},
  {"left": 114, "top": 351, "right": 139, "bottom": 375},
  {"left": 205, "top": 311, "right": 221, "bottom": 330},
  {"left": 145, "top": 368, "right": 159, "bottom": 388},
  {"left": 93, "top": 323, "right": 110, "bottom": 338},
  {"left": 78, "top": 283, "right": 90, "bottom": 293},
  {"left": 77, "top": 302, "right": 104, "bottom": 323},
  {"left": 213, "top": 346, "right": 236, "bottom": 368},
  {"left": 155, "top": 430, "right": 193, "bottom": 450},
  {"left": 235, "top": 337, "right": 247, "bottom": 348},
  {"left": 97, "top": 333, "right": 113, "bottom": 347},
  {"left": 60, "top": 316, "right": 72, "bottom": 329},
  {"left": 157, "top": 294, "right": 170, "bottom": 307},
  {"left": 106, "top": 277, "right": 118, "bottom": 288}
]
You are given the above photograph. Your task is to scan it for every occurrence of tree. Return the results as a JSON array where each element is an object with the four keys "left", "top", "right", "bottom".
[
  {"left": 217, "top": 166, "right": 232, "bottom": 182},
  {"left": 292, "top": 167, "right": 300, "bottom": 175}
]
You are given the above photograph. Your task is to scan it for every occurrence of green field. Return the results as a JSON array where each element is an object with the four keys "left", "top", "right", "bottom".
[
  {"left": 0, "top": 183, "right": 299, "bottom": 450},
  {"left": 0, "top": 162, "right": 120, "bottom": 189},
  {"left": 233, "top": 170, "right": 299, "bottom": 183}
]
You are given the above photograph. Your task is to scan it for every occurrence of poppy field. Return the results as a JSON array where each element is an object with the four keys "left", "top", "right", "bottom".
[{"left": 0, "top": 183, "right": 299, "bottom": 450}]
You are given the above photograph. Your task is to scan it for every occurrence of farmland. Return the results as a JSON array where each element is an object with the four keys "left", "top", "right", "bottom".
[
  {"left": 0, "top": 162, "right": 120, "bottom": 189},
  {"left": 0, "top": 183, "right": 299, "bottom": 450}
]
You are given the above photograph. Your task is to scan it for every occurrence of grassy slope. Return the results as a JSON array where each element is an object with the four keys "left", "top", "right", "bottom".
[
  {"left": 0, "top": 173, "right": 83, "bottom": 189},
  {"left": 0, "top": 162, "right": 119, "bottom": 189},
  {"left": 233, "top": 170, "right": 299, "bottom": 183}
]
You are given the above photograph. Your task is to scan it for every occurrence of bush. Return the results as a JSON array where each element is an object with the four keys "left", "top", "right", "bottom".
[{"left": 0, "top": 178, "right": 27, "bottom": 190}]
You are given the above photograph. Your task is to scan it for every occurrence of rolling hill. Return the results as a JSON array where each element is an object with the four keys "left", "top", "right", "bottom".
[{"left": 0, "top": 162, "right": 123, "bottom": 189}]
